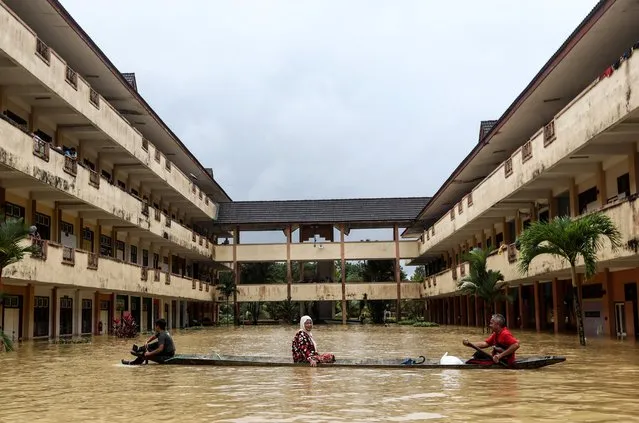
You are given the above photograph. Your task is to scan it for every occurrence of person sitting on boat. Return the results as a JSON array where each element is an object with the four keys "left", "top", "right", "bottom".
[
  {"left": 463, "top": 313, "right": 520, "bottom": 366},
  {"left": 122, "top": 318, "right": 176, "bottom": 365},
  {"left": 292, "top": 315, "right": 335, "bottom": 367}
]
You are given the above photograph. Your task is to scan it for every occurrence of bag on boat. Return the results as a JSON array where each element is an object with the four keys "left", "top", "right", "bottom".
[{"left": 439, "top": 352, "right": 464, "bottom": 365}]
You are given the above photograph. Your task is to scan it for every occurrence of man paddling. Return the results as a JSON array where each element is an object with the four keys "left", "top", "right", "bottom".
[
  {"left": 463, "top": 313, "right": 520, "bottom": 366},
  {"left": 122, "top": 318, "right": 176, "bottom": 365}
]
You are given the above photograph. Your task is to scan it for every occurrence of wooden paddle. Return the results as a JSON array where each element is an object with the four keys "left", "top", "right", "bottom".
[{"left": 467, "top": 342, "right": 508, "bottom": 367}]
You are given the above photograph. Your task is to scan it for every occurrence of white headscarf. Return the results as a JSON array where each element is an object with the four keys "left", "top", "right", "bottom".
[{"left": 299, "top": 315, "right": 317, "bottom": 351}]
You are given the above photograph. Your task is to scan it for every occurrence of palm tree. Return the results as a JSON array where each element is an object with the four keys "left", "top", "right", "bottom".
[
  {"left": 216, "top": 272, "right": 238, "bottom": 326},
  {"left": 457, "top": 247, "right": 511, "bottom": 332},
  {"left": 517, "top": 213, "right": 622, "bottom": 346},
  {"left": 0, "top": 215, "right": 39, "bottom": 352}
]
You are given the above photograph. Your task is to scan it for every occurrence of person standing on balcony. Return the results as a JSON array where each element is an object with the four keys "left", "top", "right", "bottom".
[
  {"left": 292, "top": 315, "right": 335, "bottom": 366},
  {"left": 462, "top": 313, "right": 520, "bottom": 366}
]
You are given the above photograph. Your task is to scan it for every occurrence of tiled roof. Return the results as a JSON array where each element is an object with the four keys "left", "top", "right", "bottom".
[
  {"left": 215, "top": 197, "right": 430, "bottom": 226},
  {"left": 479, "top": 120, "right": 498, "bottom": 142},
  {"left": 122, "top": 72, "right": 137, "bottom": 91}
]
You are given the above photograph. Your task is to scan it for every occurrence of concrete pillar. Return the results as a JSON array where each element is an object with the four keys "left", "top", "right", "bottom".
[
  {"left": 393, "top": 224, "right": 401, "bottom": 319},
  {"left": 515, "top": 211, "right": 522, "bottom": 238},
  {"left": 490, "top": 225, "right": 497, "bottom": 249},
  {"left": 601, "top": 268, "right": 615, "bottom": 337},
  {"left": 569, "top": 178, "right": 578, "bottom": 217},
  {"left": 23, "top": 284, "right": 35, "bottom": 339},
  {"left": 518, "top": 285, "right": 526, "bottom": 329},
  {"left": 548, "top": 196, "right": 557, "bottom": 219},
  {"left": 52, "top": 287, "right": 59, "bottom": 338},
  {"left": 502, "top": 217, "right": 510, "bottom": 246},
  {"left": 74, "top": 289, "right": 82, "bottom": 336},
  {"left": 340, "top": 225, "right": 347, "bottom": 324},
  {"left": 286, "top": 225, "right": 293, "bottom": 300},
  {"left": 596, "top": 163, "right": 607, "bottom": 207},
  {"left": 628, "top": 145, "right": 639, "bottom": 195},
  {"left": 552, "top": 278, "right": 561, "bottom": 334},
  {"left": 52, "top": 202, "right": 61, "bottom": 243},
  {"left": 93, "top": 291, "right": 100, "bottom": 335},
  {"left": 534, "top": 281, "right": 541, "bottom": 333}
]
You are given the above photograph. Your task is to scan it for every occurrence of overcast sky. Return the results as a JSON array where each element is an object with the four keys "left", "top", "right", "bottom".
[{"left": 60, "top": 0, "right": 598, "bottom": 204}]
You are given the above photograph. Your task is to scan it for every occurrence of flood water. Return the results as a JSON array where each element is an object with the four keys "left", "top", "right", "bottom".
[{"left": 1, "top": 324, "right": 639, "bottom": 422}]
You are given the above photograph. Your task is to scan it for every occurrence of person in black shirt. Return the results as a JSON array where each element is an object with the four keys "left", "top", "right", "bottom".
[{"left": 122, "top": 318, "right": 176, "bottom": 365}]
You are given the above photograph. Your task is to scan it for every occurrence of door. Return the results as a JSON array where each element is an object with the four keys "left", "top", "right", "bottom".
[
  {"left": 2, "top": 295, "right": 22, "bottom": 342},
  {"left": 99, "top": 310, "right": 109, "bottom": 334},
  {"left": 615, "top": 302, "right": 626, "bottom": 338}
]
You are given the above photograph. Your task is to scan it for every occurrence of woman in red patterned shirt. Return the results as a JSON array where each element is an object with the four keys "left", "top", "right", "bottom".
[{"left": 291, "top": 315, "right": 335, "bottom": 366}]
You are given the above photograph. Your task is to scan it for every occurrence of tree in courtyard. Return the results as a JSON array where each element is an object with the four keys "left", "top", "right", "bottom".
[
  {"left": 457, "top": 247, "right": 511, "bottom": 332},
  {"left": 517, "top": 213, "right": 622, "bottom": 346},
  {"left": 216, "top": 272, "right": 238, "bottom": 326},
  {"left": 0, "top": 214, "right": 38, "bottom": 352}
]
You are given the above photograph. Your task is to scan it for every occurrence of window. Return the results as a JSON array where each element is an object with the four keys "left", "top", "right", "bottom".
[
  {"left": 82, "top": 227, "right": 94, "bottom": 252},
  {"left": 4, "top": 110, "right": 27, "bottom": 126},
  {"left": 101, "top": 170, "right": 112, "bottom": 182},
  {"left": 578, "top": 186, "right": 598, "bottom": 214},
  {"left": 100, "top": 235, "right": 112, "bottom": 257},
  {"left": 142, "top": 249, "right": 149, "bottom": 267},
  {"left": 153, "top": 253, "right": 159, "bottom": 268},
  {"left": 130, "top": 245, "right": 138, "bottom": 264},
  {"left": 4, "top": 202, "right": 24, "bottom": 219},
  {"left": 34, "top": 129, "right": 52, "bottom": 143},
  {"left": 60, "top": 221, "right": 74, "bottom": 235},
  {"left": 35, "top": 212, "right": 51, "bottom": 240},
  {"left": 617, "top": 173, "right": 630, "bottom": 197},
  {"left": 83, "top": 159, "right": 96, "bottom": 171}
]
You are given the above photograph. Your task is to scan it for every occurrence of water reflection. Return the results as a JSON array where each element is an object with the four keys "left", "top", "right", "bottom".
[{"left": 0, "top": 325, "right": 638, "bottom": 422}]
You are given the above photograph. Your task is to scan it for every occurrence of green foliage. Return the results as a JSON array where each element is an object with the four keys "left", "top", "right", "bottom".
[
  {"left": 411, "top": 266, "right": 426, "bottom": 281},
  {"left": 263, "top": 299, "right": 299, "bottom": 324},
  {"left": 517, "top": 213, "right": 622, "bottom": 279},
  {"left": 457, "top": 247, "right": 510, "bottom": 304}
]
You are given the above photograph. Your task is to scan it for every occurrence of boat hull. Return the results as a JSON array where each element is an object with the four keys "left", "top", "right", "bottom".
[{"left": 137, "top": 354, "right": 565, "bottom": 369}]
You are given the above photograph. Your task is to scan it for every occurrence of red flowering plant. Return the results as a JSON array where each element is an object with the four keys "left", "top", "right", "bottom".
[{"left": 113, "top": 312, "right": 139, "bottom": 338}]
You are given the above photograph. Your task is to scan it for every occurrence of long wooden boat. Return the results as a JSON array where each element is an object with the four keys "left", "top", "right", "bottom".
[{"left": 126, "top": 353, "right": 565, "bottom": 369}]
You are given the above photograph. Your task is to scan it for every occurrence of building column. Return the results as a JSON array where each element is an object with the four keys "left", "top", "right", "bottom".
[
  {"left": 285, "top": 225, "right": 293, "bottom": 301},
  {"left": 628, "top": 144, "right": 639, "bottom": 195},
  {"left": 23, "top": 284, "right": 35, "bottom": 340},
  {"left": 518, "top": 285, "right": 526, "bottom": 329},
  {"left": 490, "top": 226, "right": 497, "bottom": 249},
  {"left": 502, "top": 217, "right": 510, "bottom": 246},
  {"left": 92, "top": 292, "right": 100, "bottom": 334},
  {"left": 74, "top": 289, "right": 82, "bottom": 336},
  {"left": 340, "top": 225, "right": 347, "bottom": 325},
  {"left": 552, "top": 278, "right": 561, "bottom": 334},
  {"left": 52, "top": 287, "right": 59, "bottom": 338},
  {"left": 569, "top": 178, "right": 578, "bottom": 217},
  {"left": 534, "top": 281, "right": 541, "bottom": 333},
  {"left": 393, "top": 224, "right": 401, "bottom": 319},
  {"left": 601, "top": 268, "right": 615, "bottom": 337},
  {"left": 505, "top": 286, "right": 514, "bottom": 327},
  {"left": 233, "top": 226, "right": 240, "bottom": 325},
  {"left": 452, "top": 295, "right": 459, "bottom": 326},
  {"left": 596, "top": 163, "right": 607, "bottom": 207}
]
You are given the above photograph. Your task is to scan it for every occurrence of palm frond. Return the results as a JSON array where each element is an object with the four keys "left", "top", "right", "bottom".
[
  {"left": 0, "top": 329, "right": 13, "bottom": 352},
  {"left": 517, "top": 212, "right": 622, "bottom": 279},
  {"left": 0, "top": 215, "right": 38, "bottom": 269},
  {"left": 457, "top": 247, "right": 509, "bottom": 304}
]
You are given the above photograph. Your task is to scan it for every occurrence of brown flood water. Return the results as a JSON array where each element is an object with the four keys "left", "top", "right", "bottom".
[{"left": 1, "top": 325, "right": 639, "bottom": 422}]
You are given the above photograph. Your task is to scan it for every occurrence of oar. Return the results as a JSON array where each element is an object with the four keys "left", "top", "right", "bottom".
[{"left": 467, "top": 342, "right": 508, "bottom": 367}]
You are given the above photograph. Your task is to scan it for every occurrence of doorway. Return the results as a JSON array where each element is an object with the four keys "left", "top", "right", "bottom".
[
  {"left": 1, "top": 295, "right": 22, "bottom": 342},
  {"left": 624, "top": 282, "right": 639, "bottom": 339}
]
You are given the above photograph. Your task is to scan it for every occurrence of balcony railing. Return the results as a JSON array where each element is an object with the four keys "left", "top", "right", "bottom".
[
  {"left": 62, "top": 246, "right": 75, "bottom": 265},
  {"left": 35, "top": 38, "right": 50, "bottom": 64},
  {"left": 459, "top": 262, "right": 465, "bottom": 277},
  {"left": 31, "top": 239, "right": 47, "bottom": 260},
  {"left": 192, "top": 279, "right": 197, "bottom": 290},
  {"left": 154, "top": 149, "right": 161, "bottom": 163},
  {"left": 504, "top": 157, "right": 513, "bottom": 177},
  {"left": 199, "top": 280, "right": 203, "bottom": 291},
  {"left": 154, "top": 269, "right": 160, "bottom": 282},
  {"left": 165, "top": 272, "right": 171, "bottom": 285},
  {"left": 543, "top": 120, "right": 556, "bottom": 146},
  {"left": 452, "top": 266, "right": 457, "bottom": 280},
  {"left": 65, "top": 66, "right": 78, "bottom": 90},
  {"left": 142, "top": 139, "right": 148, "bottom": 151},
  {"left": 89, "top": 88, "right": 100, "bottom": 109},
  {"left": 87, "top": 253, "right": 98, "bottom": 270},
  {"left": 32, "top": 136, "right": 49, "bottom": 161},
  {"left": 192, "top": 231, "right": 196, "bottom": 242},
  {"left": 141, "top": 267, "right": 148, "bottom": 281},
  {"left": 522, "top": 140, "right": 532, "bottom": 163},
  {"left": 88, "top": 169, "right": 100, "bottom": 188},
  {"left": 165, "top": 216, "right": 171, "bottom": 228},
  {"left": 154, "top": 208, "right": 161, "bottom": 222},
  {"left": 142, "top": 202, "right": 149, "bottom": 217},
  {"left": 63, "top": 156, "right": 77, "bottom": 176}
]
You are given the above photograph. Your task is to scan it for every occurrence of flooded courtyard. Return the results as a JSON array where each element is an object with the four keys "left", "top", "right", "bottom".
[{"left": 1, "top": 325, "right": 639, "bottom": 422}]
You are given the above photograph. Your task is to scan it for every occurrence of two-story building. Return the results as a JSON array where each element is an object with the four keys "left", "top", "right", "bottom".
[{"left": 412, "top": 0, "right": 639, "bottom": 340}]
